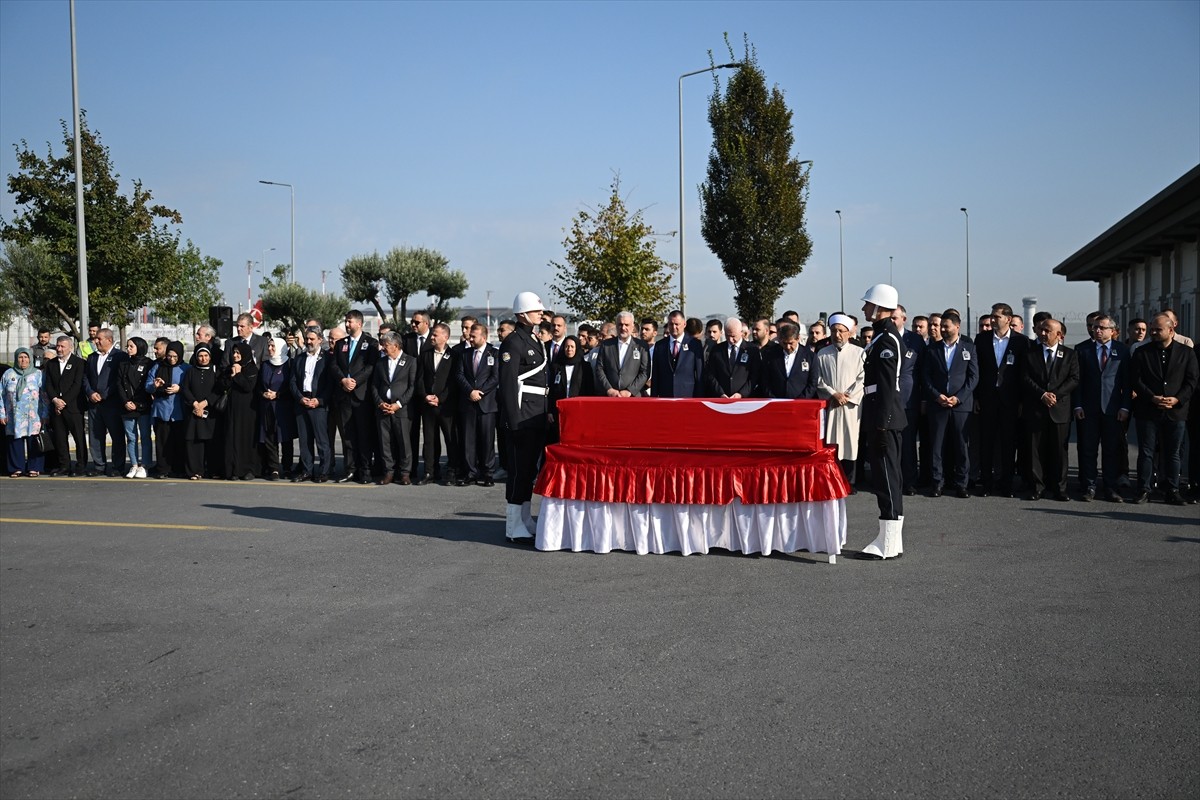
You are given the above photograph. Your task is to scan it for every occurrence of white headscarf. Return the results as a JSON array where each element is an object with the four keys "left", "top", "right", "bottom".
[{"left": 268, "top": 336, "right": 289, "bottom": 366}]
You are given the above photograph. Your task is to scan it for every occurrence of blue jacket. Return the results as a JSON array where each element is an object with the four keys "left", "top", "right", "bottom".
[
  {"left": 922, "top": 338, "right": 979, "bottom": 413},
  {"left": 145, "top": 361, "right": 190, "bottom": 422},
  {"left": 650, "top": 335, "right": 705, "bottom": 398}
]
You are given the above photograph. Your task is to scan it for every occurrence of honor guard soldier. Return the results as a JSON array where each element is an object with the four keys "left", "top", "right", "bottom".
[
  {"left": 499, "top": 291, "right": 550, "bottom": 543},
  {"left": 858, "top": 283, "right": 907, "bottom": 560}
]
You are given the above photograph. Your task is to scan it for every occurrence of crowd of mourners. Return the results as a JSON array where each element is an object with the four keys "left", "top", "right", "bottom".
[{"left": 1, "top": 301, "right": 1196, "bottom": 506}]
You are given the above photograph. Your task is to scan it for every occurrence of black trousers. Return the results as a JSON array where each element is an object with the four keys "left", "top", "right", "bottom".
[
  {"left": 900, "top": 407, "right": 920, "bottom": 489},
  {"left": 51, "top": 410, "right": 86, "bottom": 472},
  {"left": 1028, "top": 416, "right": 1070, "bottom": 495},
  {"left": 297, "top": 407, "right": 332, "bottom": 477},
  {"left": 1076, "top": 411, "right": 1127, "bottom": 491},
  {"left": 870, "top": 428, "right": 903, "bottom": 520},
  {"left": 153, "top": 418, "right": 183, "bottom": 477},
  {"left": 928, "top": 409, "right": 970, "bottom": 490},
  {"left": 505, "top": 427, "right": 545, "bottom": 505},
  {"left": 422, "top": 406, "right": 455, "bottom": 479},
  {"left": 979, "top": 404, "right": 1020, "bottom": 491},
  {"left": 460, "top": 406, "right": 498, "bottom": 480},
  {"left": 378, "top": 410, "right": 412, "bottom": 476}
]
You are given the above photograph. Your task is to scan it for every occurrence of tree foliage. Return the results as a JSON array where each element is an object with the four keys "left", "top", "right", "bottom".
[
  {"left": 156, "top": 240, "right": 223, "bottom": 326},
  {"left": 424, "top": 267, "right": 469, "bottom": 324},
  {"left": 549, "top": 174, "right": 675, "bottom": 323},
  {"left": 339, "top": 245, "right": 462, "bottom": 325},
  {"left": 0, "top": 239, "right": 68, "bottom": 331},
  {"left": 1, "top": 113, "right": 188, "bottom": 337},
  {"left": 700, "top": 35, "right": 812, "bottom": 322},
  {"left": 261, "top": 281, "right": 350, "bottom": 333}
]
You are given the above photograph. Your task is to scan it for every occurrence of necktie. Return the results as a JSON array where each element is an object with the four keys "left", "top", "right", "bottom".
[
  {"left": 672, "top": 339, "right": 680, "bottom": 358},
  {"left": 551, "top": 342, "right": 558, "bottom": 361},
  {"left": 1045, "top": 348, "right": 1053, "bottom": 367},
  {"left": 418, "top": 336, "right": 425, "bottom": 351},
  {"left": 473, "top": 349, "right": 482, "bottom": 372},
  {"left": 729, "top": 344, "right": 736, "bottom": 365},
  {"left": 1100, "top": 345, "right": 1109, "bottom": 369},
  {"left": 349, "top": 337, "right": 358, "bottom": 361}
]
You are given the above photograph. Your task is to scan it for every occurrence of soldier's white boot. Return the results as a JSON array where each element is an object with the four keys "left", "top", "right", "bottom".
[
  {"left": 896, "top": 516, "right": 904, "bottom": 557},
  {"left": 506, "top": 503, "right": 535, "bottom": 543},
  {"left": 860, "top": 518, "right": 902, "bottom": 560}
]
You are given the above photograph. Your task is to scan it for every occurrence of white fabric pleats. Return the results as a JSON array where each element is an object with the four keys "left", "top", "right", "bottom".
[{"left": 536, "top": 497, "right": 846, "bottom": 557}]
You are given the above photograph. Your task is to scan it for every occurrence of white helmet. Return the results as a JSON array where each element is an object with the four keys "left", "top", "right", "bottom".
[
  {"left": 860, "top": 283, "right": 899, "bottom": 310},
  {"left": 512, "top": 291, "right": 544, "bottom": 316}
]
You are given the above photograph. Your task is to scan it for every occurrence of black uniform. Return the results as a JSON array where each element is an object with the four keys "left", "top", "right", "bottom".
[
  {"left": 862, "top": 317, "right": 907, "bottom": 521},
  {"left": 499, "top": 322, "right": 549, "bottom": 505}
]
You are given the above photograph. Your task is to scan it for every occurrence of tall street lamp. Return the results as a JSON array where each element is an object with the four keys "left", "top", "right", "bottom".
[
  {"left": 679, "top": 61, "right": 742, "bottom": 315},
  {"left": 259, "top": 180, "right": 294, "bottom": 283},
  {"left": 835, "top": 209, "right": 845, "bottom": 310},
  {"left": 889, "top": 255, "right": 893, "bottom": 284},
  {"left": 961, "top": 207, "right": 971, "bottom": 329}
]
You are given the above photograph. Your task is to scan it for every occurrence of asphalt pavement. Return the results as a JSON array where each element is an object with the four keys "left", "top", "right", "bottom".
[{"left": 1, "top": 472, "right": 1197, "bottom": 799}]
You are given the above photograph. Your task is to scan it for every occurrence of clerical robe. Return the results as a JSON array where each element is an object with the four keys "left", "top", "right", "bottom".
[{"left": 815, "top": 342, "right": 866, "bottom": 460}]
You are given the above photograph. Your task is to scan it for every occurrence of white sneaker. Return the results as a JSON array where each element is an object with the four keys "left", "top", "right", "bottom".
[
  {"left": 125, "top": 466, "right": 137, "bottom": 479},
  {"left": 134, "top": 466, "right": 147, "bottom": 479}
]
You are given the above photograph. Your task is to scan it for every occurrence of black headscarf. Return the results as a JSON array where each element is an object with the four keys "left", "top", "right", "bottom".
[
  {"left": 127, "top": 336, "right": 149, "bottom": 359},
  {"left": 192, "top": 344, "right": 215, "bottom": 371},
  {"left": 166, "top": 341, "right": 185, "bottom": 363},
  {"left": 554, "top": 335, "right": 583, "bottom": 367}
]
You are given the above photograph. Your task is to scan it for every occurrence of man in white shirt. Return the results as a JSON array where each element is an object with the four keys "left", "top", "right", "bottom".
[{"left": 595, "top": 311, "right": 650, "bottom": 397}]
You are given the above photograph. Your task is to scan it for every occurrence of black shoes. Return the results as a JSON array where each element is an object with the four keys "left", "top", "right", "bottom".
[
  {"left": 953, "top": 487, "right": 970, "bottom": 499},
  {"left": 1133, "top": 491, "right": 1150, "bottom": 504},
  {"left": 292, "top": 472, "right": 311, "bottom": 483},
  {"left": 476, "top": 478, "right": 495, "bottom": 487},
  {"left": 1082, "top": 488, "right": 1095, "bottom": 502},
  {"left": 931, "top": 486, "right": 943, "bottom": 498},
  {"left": 1164, "top": 492, "right": 1191, "bottom": 506}
]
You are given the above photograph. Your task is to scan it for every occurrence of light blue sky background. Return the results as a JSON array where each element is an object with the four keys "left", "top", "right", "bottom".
[{"left": 2, "top": 0, "right": 1197, "bottom": 326}]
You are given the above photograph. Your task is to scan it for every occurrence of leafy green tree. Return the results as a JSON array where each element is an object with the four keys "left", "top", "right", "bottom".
[
  {"left": 261, "top": 282, "right": 350, "bottom": 333},
  {"left": 2, "top": 114, "right": 184, "bottom": 338},
  {"left": 700, "top": 35, "right": 812, "bottom": 322},
  {"left": 340, "top": 252, "right": 389, "bottom": 320},
  {"left": 0, "top": 239, "right": 69, "bottom": 331},
  {"left": 382, "top": 246, "right": 443, "bottom": 325},
  {"left": 549, "top": 174, "right": 675, "bottom": 323},
  {"left": 156, "top": 240, "right": 223, "bottom": 326},
  {"left": 424, "top": 267, "right": 469, "bottom": 324}
]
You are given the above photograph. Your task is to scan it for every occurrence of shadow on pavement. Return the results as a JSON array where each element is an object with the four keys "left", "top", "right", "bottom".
[
  {"left": 1031, "top": 506, "right": 1200, "bottom": 529},
  {"left": 203, "top": 504, "right": 507, "bottom": 545}
]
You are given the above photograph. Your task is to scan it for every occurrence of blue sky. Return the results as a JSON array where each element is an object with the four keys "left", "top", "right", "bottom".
[{"left": 2, "top": 0, "right": 1197, "bottom": 328}]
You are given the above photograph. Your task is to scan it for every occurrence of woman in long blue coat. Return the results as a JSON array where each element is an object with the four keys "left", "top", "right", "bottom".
[{"left": 0, "top": 347, "right": 48, "bottom": 476}]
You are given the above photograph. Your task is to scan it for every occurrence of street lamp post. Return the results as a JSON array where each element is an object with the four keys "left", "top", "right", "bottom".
[
  {"left": 960, "top": 208, "right": 971, "bottom": 330},
  {"left": 679, "top": 61, "right": 742, "bottom": 315},
  {"left": 889, "top": 255, "right": 893, "bottom": 284},
  {"left": 259, "top": 180, "right": 294, "bottom": 283},
  {"left": 835, "top": 210, "right": 845, "bottom": 310}
]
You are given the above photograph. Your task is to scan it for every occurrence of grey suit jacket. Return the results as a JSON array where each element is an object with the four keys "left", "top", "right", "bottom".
[{"left": 594, "top": 338, "right": 650, "bottom": 395}]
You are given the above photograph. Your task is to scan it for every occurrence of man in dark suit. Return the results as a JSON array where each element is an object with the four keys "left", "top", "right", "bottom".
[
  {"left": 650, "top": 310, "right": 704, "bottom": 398},
  {"left": 291, "top": 326, "right": 334, "bottom": 482},
  {"left": 330, "top": 310, "right": 379, "bottom": 483},
  {"left": 705, "top": 318, "right": 760, "bottom": 398},
  {"left": 759, "top": 322, "right": 818, "bottom": 399},
  {"left": 371, "top": 331, "right": 418, "bottom": 485},
  {"left": 416, "top": 322, "right": 457, "bottom": 484},
  {"left": 922, "top": 311, "right": 979, "bottom": 497},
  {"left": 1022, "top": 317, "right": 1080, "bottom": 501},
  {"left": 402, "top": 311, "right": 433, "bottom": 478},
  {"left": 456, "top": 322, "right": 500, "bottom": 486},
  {"left": 595, "top": 312, "right": 650, "bottom": 397},
  {"left": 43, "top": 335, "right": 88, "bottom": 475},
  {"left": 83, "top": 328, "right": 129, "bottom": 476},
  {"left": 973, "top": 302, "right": 1029, "bottom": 497},
  {"left": 1130, "top": 313, "right": 1198, "bottom": 505},
  {"left": 892, "top": 305, "right": 927, "bottom": 494},
  {"left": 1072, "top": 314, "right": 1131, "bottom": 502},
  {"left": 221, "top": 313, "right": 270, "bottom": 367}
]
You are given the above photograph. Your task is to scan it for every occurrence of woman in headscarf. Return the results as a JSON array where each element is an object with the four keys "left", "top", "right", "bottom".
[
  {"left": 0, "top": 347, "right": 48, "bottom": 477},
  {"left": 117, "top": 336, "right": 155, "bottom": 478},
  {"left": 546, "top": 335, "right": 591, "bottom": 445},
  {"left": 146, "top": 341, "right": 189, "bottom": 478},
  {"left": 257, "top": 335, "right": 296, "bottom": 480},
  {"left": 221, "top": 340, "right": 260, "bottom": 480},
  {"left": 181, "top": 344, "right": 219, "bottom": 480}
]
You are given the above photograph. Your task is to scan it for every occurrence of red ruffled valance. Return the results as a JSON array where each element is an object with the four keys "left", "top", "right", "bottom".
[{"left": 534, "top": 444, "right": 850, "bottom": 505}]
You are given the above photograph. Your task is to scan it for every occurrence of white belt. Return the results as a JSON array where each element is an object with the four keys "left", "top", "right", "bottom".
[
  {"left": 516, "top": 360, "right": 547, "bottom": 407},
  {"left": 864, "top": 384, "right": 877, "bottom": 395},
  {"left": 519, "top": 385, "right": 548, "bottom": 397}
]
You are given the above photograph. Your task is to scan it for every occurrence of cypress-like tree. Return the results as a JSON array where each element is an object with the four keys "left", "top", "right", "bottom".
[{"left": 700, "top": 35, "right": 812, "bottom": 322}]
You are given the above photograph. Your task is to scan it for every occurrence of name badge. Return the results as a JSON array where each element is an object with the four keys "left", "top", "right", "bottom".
[
  {"left": 633, "top": 350, "right": 641, "bottom": 360},
  {"left": 487, "top": 356, "right": 495, "bottom": 366},
  {"left": 555, "top": 373, "right": 562, "bottom": 385},
  {"left": 739, "top": 351, "right": 748, "bottom": 363},
  {"left": 1056, "top": 350, "right": 1064, "bottom": 359},
  {"left": 1006, "top": 354, "right": 1015, "bottom": 366},
  {"left": 962, "top": 351, "right": 971, "bottom": 361},
  {"left": 801, "top": 361, "right": 809, "bottom": 371},
  {"left": 398, "top": 358, "right": 407, "bottom": 367},
  {"left": 905, "top": 350, "right": 915, "bottom": 359},
  {"left": 681, "top": 344, "right": 689, "bottom": 352}
]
